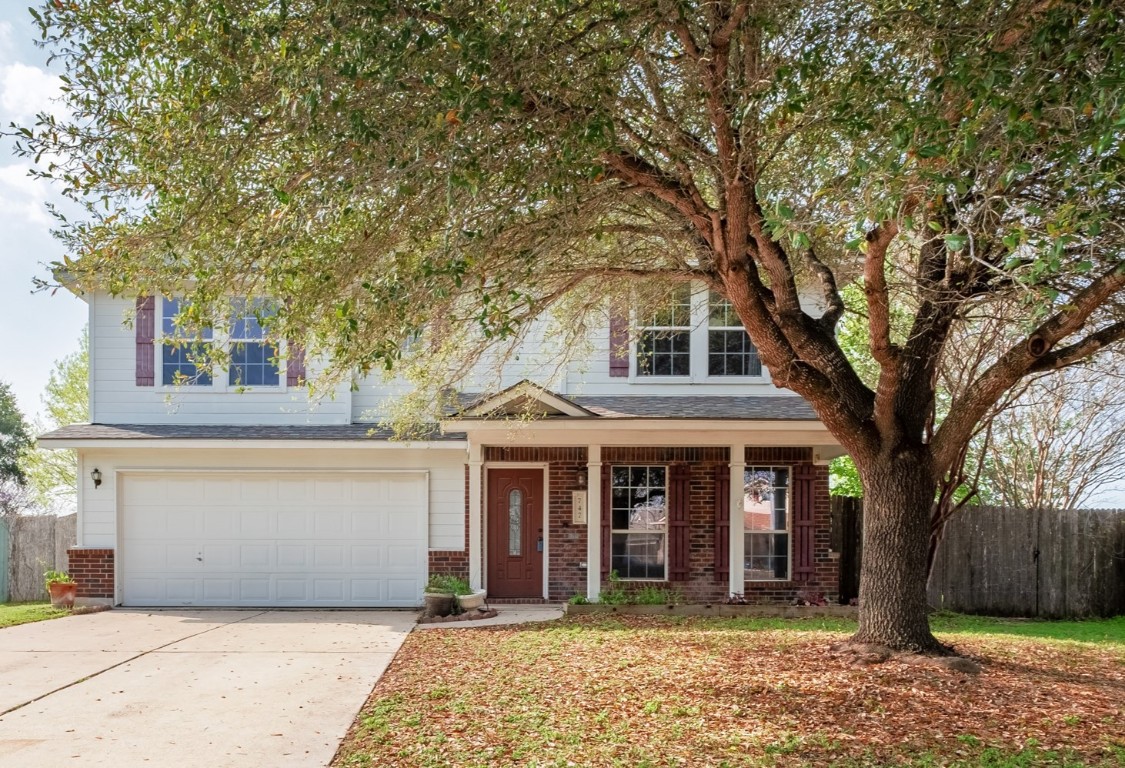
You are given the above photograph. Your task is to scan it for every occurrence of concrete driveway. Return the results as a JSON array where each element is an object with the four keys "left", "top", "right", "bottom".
[{"left": 0, "top": 609, "right": 415, "bottom": 767}]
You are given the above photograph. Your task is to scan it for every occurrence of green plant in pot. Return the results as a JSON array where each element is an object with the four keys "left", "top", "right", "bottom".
[
  {"left": 423, "top": 574, "right": 484, "bottom": 617},
  {"left": 44, "top": 569, "right": 77, "bottom": 609}
]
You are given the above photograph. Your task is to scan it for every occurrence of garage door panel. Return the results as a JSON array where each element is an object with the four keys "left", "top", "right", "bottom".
[{"left": 123, "top": 472, "right": 427, "bottom": 607}]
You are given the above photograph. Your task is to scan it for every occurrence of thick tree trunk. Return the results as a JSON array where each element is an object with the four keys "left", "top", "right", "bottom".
[{"left": 852, "top": 452, "right": 948, "bottom": 654}]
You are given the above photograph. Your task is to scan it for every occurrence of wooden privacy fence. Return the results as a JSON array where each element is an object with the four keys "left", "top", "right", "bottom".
[
  {"left": 832, "top": 500, "right": 1125, "bottom": 618},
  {"left": 0, "top": 514, "right": 77, "bottom": 603}
]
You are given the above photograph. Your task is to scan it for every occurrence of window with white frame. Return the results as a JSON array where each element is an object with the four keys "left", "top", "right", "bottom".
[
  {"left": 708, "top": 292, "right": 762, "bottom": 376},
  {"left": 161, "top": 297, "right": 213, "bottom": 386},
  {"left": 632, "top": 284, "right": 763, "bottom": 380},
  {"left": 610, "top": 465, "right": 667, "bottom": 579},
  {"left": 159, "top": 296, "right": 282, "bottom": 388},
  {"left": 228, "top": 298, "right": 280, "bottom": 387},
  {"left": 743, "top": 466, "right": 790, "bottom": 580},
  {"left": 635, "top": 286, "right": 692, "bottom": 377}
]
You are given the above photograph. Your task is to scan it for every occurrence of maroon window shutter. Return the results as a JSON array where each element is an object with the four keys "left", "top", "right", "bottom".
[
  {"left": 667, "top": 463, "right": 692, "bottom": 582},
  {"left": 135, "top": 296, "right": 155, "bottom": 386},
  {"left": 713, "top": 464, "right": 730, "bottom": 583},
  {"left": 608, "top": 303, "right": 629, "bottom": 377},
  {"left": 601, "top": 464, "right": 613, "bottom": 579},
  {"left": 286, "top": 343, "right": 306, "bottom": 387},
  {"left": 792, "top": 464, "right": 818, "bottom": 582}
]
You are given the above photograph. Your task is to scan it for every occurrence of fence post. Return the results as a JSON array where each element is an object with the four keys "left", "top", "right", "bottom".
[{"left": 0, "top": 517, "right": 9, "bottom": 603}]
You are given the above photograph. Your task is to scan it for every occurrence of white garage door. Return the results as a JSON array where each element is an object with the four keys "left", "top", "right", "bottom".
[{"left": 121, "top": 471, "right": 428, "bottom": 607}]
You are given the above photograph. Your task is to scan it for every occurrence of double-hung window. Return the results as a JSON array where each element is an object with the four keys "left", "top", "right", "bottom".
[
  {"left": 229, "top": 298, "right": 280, "bottom": 387},
  {"left": 635, "top": 286, "right": 692, "bottom": 377},
  {"left": 159, "top": 296, "right": 282, "bottom": 389},
  {"left": 631, "top": 284, "right": 763, "bottom": 380},
  {"left": 708, "top": 293, "right": 762, "bottom": 376},
  {"left": 743, "top": 466, "right": 790, "bottom": 580},
  {"left": 610, "top": 466, "right": 667, "bottom": 579},
  {"left": 161, "top": 298, "right": 213, "bottom": 386}
]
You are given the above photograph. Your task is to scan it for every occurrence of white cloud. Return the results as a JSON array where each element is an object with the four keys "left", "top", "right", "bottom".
[
  {"left": 0, "top": 21, "right": 13, "bottom": 62},
  {"left": 0, "top": 161, "right": 52, "bottom": 226},
  {"left": 0, "top": 61, "right": 64, "bottom": 124}
]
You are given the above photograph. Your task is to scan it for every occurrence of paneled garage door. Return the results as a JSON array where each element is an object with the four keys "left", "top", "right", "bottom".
[{"left": 121, "top": 471, "right": 428, "bottom": 607}]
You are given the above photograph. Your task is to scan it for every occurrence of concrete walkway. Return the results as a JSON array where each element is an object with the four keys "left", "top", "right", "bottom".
[{"left": 0, "top": 609, "right": 415, "bottom": 768}]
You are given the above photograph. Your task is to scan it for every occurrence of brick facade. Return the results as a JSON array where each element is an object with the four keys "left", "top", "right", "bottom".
[
  {"left": 475, "top": 444, "right": 836, "bottom": 604},
  {"left": 67, "top": 547, "right": 115, "bottom": 600}
]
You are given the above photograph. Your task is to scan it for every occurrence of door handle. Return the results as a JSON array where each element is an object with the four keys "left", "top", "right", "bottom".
[{"left": 536, "top": 537, "right": 544, "bottom": 552}]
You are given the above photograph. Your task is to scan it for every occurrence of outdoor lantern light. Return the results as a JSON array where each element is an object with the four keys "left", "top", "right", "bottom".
[
  {"left": 575, "top": 472, "right": 587, "bottom": 489},
  {"left": 91, "top": 468, "right": 102, "bottom": 489}
]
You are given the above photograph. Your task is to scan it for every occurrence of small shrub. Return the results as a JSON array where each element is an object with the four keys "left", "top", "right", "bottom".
[
  {"left": 631, "top": 584, "right": 684, "bottom": 605},
  {"left": 597, "top": 571, "right": 629, "bottom": 605},
  {"left": 568, "top": 593, "right": 589, "bottom": 605}
]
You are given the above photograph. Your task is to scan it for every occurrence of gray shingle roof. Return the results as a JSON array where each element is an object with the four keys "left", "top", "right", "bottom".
[
  {"left": 568, "top": 395, "right": 818, "bottom": 420},
  {"left": 37, "top": 423, "right": 465, "bottom": 441}
]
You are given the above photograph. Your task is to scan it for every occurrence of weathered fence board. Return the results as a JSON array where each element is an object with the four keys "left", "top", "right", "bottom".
[
  {"left": 4, "top": 514, "right": 77, "bottom": 602},
  {"left": 835, "top": 500, "right": 1125, "bottom": 618},
  {"left": 0, "top": 518, "right": 9, "bottom": 603}
]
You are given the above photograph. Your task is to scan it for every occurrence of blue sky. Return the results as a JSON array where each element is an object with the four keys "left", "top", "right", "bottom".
[{"left": 0, "top": 7, "right": 86, "bottom": 420}]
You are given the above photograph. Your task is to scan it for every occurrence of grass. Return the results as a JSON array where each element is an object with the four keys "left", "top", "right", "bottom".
[
  {"left": 333, "top": 614, "right": 1125, "bottom": 768},
  {"left": 0, "top": 601, "right": 69, "bottom": 629}
]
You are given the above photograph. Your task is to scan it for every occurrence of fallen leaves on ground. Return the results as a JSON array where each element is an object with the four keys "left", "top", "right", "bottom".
[{"left": 332, "top": 615, "right": 1125, "bottom": 767}]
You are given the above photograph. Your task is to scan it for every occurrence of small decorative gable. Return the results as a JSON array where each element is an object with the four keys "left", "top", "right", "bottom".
[{"left": 462, "top": 381, "right": 595, "bottom": 419}]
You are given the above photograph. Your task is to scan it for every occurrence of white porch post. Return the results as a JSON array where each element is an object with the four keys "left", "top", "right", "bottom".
[
  {"left": 468, "top": 443, "right": 484, "bottom": 591},
  {"left": 586, "top": 445, "right": 602, "bottom": 601},
  {"left": 729, "top": 444, "right": 746, "bottom": 596}
]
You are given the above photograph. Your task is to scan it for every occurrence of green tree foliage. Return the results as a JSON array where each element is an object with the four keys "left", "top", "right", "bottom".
[
  {"left": 0, "top": 381, "right": 32, "bottom": 486},
  {"left": 21, "top": 329, "right": 88, "bottom": 512},
  {"left": 16, "top": 0, "right": 1125, "bottom": 651}
]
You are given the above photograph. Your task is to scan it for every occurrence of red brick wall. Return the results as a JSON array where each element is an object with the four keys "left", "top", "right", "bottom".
[
  {"left": 67, "top": 547, "right": 114, "bottom": 599},
  {"left": 469, "top": 445, "right": 836, "bottom": 604}
]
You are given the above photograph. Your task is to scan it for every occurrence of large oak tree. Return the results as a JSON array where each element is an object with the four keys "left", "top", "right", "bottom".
[{"left": 18, "top": 0, "right": 1125, "bottom": 652}]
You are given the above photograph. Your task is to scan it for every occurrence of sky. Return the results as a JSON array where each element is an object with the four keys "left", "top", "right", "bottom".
[
  {"left": 0, "top": 7, "right": 86, "bottom": 421},
  {"left": 0, "top": 6, "right": 1120, "bottom": 507}
]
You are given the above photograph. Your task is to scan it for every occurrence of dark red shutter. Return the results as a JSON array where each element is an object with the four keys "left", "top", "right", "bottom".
[
  {"left": 135, "top": 296, "right": 155, "bottom": 386},
  {"left": 713, "top": 464, "right": 730, "bottom": 583},
  {"left": 286, "top": 343, "right": 306, "bottom": 386},
  {"left": 601, "top": 464, "right": 612, "bottom": 579},
  {"left": 792, "top": 464, "right": 818, "bottom": 582},
  {"left": 608, "top": 303, "right": 629, "bottom": 377},
  {"left": 667, "top": 463, "right": 692, "bottom": 582}
]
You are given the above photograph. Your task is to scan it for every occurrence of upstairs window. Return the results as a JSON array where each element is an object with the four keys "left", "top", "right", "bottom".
[
  {"left": 229, "top": 299, "right": 280, "bottom": 387},
  {"left": 635, "top": 286, "right": 692, "bottom": 377},
  {"left": 629, "top": 284, "right": 763, "bottom": 380},
  {"left": 161, "top": 298, "right": 213, "bottom": 386},
  {"left": 708, "top": 293, "right": 762, "bottom": 377}
]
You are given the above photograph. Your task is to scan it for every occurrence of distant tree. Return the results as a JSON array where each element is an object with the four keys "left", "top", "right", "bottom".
[
  {"left": 0, "top": 381, "right": 33, "bottom": 487},
  {"left": 980, "top": 360, "right": 1125, "bottom": 510},
  {"left": 22, "top": 329, "right": 89, "bottom": 512}
]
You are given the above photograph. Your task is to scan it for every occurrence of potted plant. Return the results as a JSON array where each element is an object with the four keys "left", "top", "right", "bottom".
[
  {"left": 423, "top": 574, "right": 484, "bottom": 617},
  {"left": 44, "top": 569, "right": 77, "bottom": 609}
]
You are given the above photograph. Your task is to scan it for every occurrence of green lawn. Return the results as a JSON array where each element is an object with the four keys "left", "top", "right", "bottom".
[
  {"left": 333, "top": 614, "right": 1125, "bottom": 768},
  {"left": 0, "top": 602, "right": 69, "bottom": 629}
]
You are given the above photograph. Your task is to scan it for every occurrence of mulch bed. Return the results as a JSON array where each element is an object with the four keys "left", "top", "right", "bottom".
[{"left": 334, "top": 614, "right": 1125, "bottom": 767}]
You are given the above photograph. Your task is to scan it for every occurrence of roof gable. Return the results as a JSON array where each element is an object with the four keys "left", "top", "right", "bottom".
[{"left": 461, "top": 381, "right": 595, "bottom": 418}]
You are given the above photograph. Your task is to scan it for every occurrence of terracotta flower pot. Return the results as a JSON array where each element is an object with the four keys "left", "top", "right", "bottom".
[{"left": 48, "top": 581, "right": 78, "bottom": 609}]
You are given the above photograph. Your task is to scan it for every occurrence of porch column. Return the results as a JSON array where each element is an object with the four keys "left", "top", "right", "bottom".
[
  {"left": 586, "top": 444, "right": 602, "bottom": 601},
  {"left": 729, "top": 444, "right": 746, "bottom": 595},
  {"left": 468, "top": 443, "right": 484, "bottom": 591}
]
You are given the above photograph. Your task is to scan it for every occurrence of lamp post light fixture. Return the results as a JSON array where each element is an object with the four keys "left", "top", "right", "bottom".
[{"left": 91, "top": 468, "right": 103, "bottom": 489}]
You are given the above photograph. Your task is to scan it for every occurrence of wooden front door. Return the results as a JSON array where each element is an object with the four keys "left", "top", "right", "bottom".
[{"left": 487, "top": 468, "right": 543, "bottom": 598}]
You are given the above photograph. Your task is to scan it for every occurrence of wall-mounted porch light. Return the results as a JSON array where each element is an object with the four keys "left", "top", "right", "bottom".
[
  {"left": 91, "top": 468, "right": 103, "bottom": 489},
  {"left": 575, "top": 471, "right": 587, "bottom": 489}
]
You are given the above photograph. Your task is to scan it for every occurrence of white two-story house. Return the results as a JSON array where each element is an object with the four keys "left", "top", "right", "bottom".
[{"left": 39, "top": 285, "right": 844, "bottom": 607}]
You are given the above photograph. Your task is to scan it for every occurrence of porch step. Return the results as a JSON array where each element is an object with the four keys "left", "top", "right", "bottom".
[{"left": 485, "top": 597, "right": 554, "bottom": 605}]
